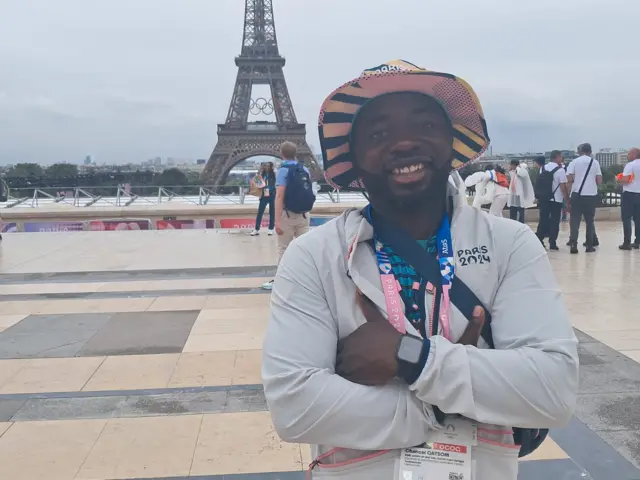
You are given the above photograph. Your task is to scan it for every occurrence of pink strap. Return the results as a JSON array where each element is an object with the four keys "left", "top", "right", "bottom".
[
  {"left": 440, "top": 285, "right": 452, "bottom": 340},
  {"left": 380, "top": 274, "right": 406, "bottom": 334}
]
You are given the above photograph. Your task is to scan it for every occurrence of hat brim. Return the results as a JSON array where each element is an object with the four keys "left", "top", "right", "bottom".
[{"left": 318, "top": 70, "right": 490, "bottom": 189}]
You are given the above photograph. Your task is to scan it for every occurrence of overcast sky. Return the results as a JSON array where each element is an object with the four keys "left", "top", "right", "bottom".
[{"left": 1, "top": 0, "right": 638, "bottom": 165}]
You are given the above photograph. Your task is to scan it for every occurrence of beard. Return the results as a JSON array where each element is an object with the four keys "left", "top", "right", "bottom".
[{"left": 357, "top": 167, "right": 451, "bottom": 214}]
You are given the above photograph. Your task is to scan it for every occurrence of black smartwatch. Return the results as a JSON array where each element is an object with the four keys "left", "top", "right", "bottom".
[{"left": 396, "top": 334, "right": 426, "bottom": 384}]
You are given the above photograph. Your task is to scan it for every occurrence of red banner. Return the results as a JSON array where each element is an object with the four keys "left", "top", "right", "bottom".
[
  {"left": 89, "top": 220, "right": 151, "bottom": 231},
  {"left": 219, "top": 218, "right": 267, "bottom": 229},
  {"left": 156, "top": 219, "right": 216, "bottom": 230}
]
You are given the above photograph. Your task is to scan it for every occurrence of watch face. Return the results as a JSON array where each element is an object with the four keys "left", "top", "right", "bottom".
[{"left": 398, "top": 336, "right": 423, "bottom": 364}]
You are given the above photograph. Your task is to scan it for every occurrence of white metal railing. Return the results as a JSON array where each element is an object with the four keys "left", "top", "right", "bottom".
[{"left": 0, "top": 184, "right": 368, "bottom": 209}]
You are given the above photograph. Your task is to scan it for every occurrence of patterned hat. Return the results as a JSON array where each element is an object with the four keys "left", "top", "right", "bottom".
[{"left": 318, "top": 60, "right": 490, "bottom": 189}]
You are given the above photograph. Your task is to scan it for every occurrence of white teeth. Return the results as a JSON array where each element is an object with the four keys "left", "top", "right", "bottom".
[{"left": 392, "top": 164, "right": 424, "bottom": 175}]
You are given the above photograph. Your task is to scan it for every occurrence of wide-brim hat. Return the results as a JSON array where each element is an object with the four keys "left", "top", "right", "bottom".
[{"left": 318, "top": 59, "right": 490, "bottom": 189}]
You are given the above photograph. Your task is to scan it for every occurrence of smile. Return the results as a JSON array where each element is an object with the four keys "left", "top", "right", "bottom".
[{"left": 391, "top": 163, "right": 425, "bottom": 175}]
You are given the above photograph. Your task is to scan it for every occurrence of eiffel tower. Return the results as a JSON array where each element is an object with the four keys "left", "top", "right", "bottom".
[{"left": 201, "top": 0, "right": 322, "bottom": 186}]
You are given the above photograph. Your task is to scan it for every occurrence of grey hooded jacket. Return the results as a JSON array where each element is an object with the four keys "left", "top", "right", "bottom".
[{"left": 262, "top": 186, "right": 578, "bottom": 479}]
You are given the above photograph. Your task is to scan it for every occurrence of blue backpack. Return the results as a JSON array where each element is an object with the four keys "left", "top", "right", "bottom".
[{"left": 284, "top": 163, "right": 316, "bottom": 214}]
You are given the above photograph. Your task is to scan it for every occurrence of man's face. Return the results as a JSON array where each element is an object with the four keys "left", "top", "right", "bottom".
[
  {"left": 628, "top": 148, "right": 639, "bottom": 161},
  {"left": 351, "top": 92, "right": 453, "bottom": 210}
]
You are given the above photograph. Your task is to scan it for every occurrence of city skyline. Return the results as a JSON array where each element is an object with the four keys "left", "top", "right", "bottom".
[{"left": 1, "top": 0, "right": 639, "bottom": 166}]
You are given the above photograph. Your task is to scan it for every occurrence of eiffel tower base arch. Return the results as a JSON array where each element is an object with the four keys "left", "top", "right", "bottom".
[{"left": 201, "top": 130, "right": 322, "bottom": 187}]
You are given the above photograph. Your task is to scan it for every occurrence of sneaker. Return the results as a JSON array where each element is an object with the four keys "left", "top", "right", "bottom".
[
  {"left": 619, "top": 243, "right": 632, "bottom": 251},
  {"left": 549, "top": 243, "right": 559, "bottom": 251},
  {"left": 250, "top": 230, "right": 260, "bottom": 236},
  {"left": 583, "top": 239, "right": 599, "bottom": 247},
  {"left": 585, "top": 247, "right": 596, "bottom": 253},
  {"left": 267, "top": 229, "right": 274, "bottom": 236},
  {"left": 569, "top": 243, "right": 578, "bottom": 254},
  {"left": 633, "top": 242, "right": 640, "bottom": 250},
  {"left": 261, "top": 280, "right": 274, "bottom": 291}
]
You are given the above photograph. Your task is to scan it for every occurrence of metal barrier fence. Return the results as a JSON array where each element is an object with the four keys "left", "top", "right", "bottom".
[{"left": 0, "top": 184, "right": 360, "bottom": 209}]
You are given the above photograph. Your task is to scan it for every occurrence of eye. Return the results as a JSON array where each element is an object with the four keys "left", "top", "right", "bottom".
[{"left": 370, "top": 129, "right": 388, "bottom": 141}]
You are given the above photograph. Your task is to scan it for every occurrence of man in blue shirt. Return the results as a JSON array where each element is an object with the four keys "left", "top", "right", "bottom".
[{"left": 262, "top": 141, "right": 311, "bottom": 290}]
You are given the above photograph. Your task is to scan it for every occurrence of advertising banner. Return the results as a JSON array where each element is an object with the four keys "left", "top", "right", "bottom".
[
  {"left": 156, "top": 219, "right": 216, "bottom": 230},
  {"left": 24, "top": 221, "right": 84, "bottom": 233},
  {"left": 88, "top": 219, "right": 152, "bottom": 231},
  {"left": 219, "top": 218, "right": 267, "bottom": 229},
  {"left": 1, "top": 223, "right": 17, "bottom": 233}
]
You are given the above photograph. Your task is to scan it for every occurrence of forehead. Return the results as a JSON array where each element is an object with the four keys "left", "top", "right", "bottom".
[{"left": 356, "top": 92, "right": 448, "bottom": 123}]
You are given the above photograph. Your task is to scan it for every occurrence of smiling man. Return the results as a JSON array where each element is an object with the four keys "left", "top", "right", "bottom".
[{"left": 262, "top": 60, "right": 578, "bottom": 480}]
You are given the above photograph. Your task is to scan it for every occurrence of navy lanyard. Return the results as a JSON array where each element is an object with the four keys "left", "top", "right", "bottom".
[{"left": 367, "top": 205, "right": 456, "bottom": 339}]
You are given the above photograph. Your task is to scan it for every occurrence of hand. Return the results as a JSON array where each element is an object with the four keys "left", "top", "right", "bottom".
[
  {"left": 336, "top": 292, "right": 402, "bottom": 386},
  {"left": 275, "top": 226, "right": 284, "bottom": 236},
  {"left": 336, "top": 293, "right": 486, "bottom": 386}
]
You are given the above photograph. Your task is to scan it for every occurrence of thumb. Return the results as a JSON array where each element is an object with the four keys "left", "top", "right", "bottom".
[
  {"left": 457, "top": 306, "right": 485, "bottom": 346},
  {"left": 472, "top": 306, "right": 486, "bottom": 325}
]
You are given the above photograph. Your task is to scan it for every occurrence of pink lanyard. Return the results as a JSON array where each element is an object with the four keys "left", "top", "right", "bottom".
[{"left": 374, "top": 240, "right": 453, "bottom": 340}]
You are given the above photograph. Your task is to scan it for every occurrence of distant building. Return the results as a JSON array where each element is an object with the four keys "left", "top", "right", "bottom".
[
  {"left": 196, "top": 159, "right": 207, "bottom": 165},
  {"left": 595, "top": 149, "right": 627, "bottom": 168},
  {"left": 83, "top": 155, "right": 93, "bottom": 165}
]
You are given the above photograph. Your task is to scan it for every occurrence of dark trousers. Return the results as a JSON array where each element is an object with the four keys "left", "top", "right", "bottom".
[
  {"left": 569, "top": 193, "right": 598, "bottom": 246},
  {"left": 621, "top": 191, "right": 640, "bottom": 244},
  {"left": 255, "top": 194, "right": 275, "bottom": 230},
  {"left": 510, "top": 206, "right": 525, "bottom": 223},
  {"left": 536, "top": 200, "right": 563, "bottom": 244}
]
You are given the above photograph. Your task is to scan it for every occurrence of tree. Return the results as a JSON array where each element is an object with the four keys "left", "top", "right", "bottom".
[
  {"left": 6, "top": 163, "right": 44, "bottom": 178},
  {"left": 154, "top": 168, "right": 188, "bottom": 187},
  {"left": 45, "top": 163, "right": 78, "bottom": 179}
]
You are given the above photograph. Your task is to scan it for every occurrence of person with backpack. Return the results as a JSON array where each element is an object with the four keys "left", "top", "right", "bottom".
[
  {"left": 566, "top": 143, "right": 602, "bottom": 254},
  {"left": 535, "top": 152, "right": 570, "bottom": 250},
  {"left": 261, "top": 141, "right": 316, "bottom": 290},
  {"left": 262, "top": 60, "right": 578, "bottom": 480}
]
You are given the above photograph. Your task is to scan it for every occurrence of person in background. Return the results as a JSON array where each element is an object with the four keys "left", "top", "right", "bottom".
[
  {"left": 507, "top": 159, "right": 535, "bottom": 223},
  {"left": 464, "top": 164, "right": 509, "bottom": 217},
  {"left": 617, "top": 147, "right": 640, "bottom": 250},
  {"left": 261, "top": 141, "right": 315, "bottom": 290},
  {"left": 490, "top": 165, "right": 510, "bottom": 217},
  {"left": 566, "top": 143, "right": 602, "bottom": 254},
  {"left": 250, "top": 162, "right": 276, "bottom": 236},
  {"left": 535, "top": 151, "right": 570, "bottom": 250}
]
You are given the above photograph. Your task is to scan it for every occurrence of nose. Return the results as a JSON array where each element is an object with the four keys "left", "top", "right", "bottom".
[{"left": 390, "top": 139, "right": 421, "bottom": 158}]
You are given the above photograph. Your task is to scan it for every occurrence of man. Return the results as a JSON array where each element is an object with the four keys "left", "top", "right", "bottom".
[
  {"left": 618, "top": 147, "right": 640, "bottom": 250},
  {"left": 566, "top": 143, "right": 602, "bottom": 254},
  {"left": 465, "top": 164, "right": 510, "bottom": 217},
  {"left": 263, "top": 60, "right": 578, "bottom": 480},
  {"left": 507, "top": 159, "right": 535, "bottom": 223},
  {"left": 261, "top": 141, "right": 315, "bottom": 290},
  {"left": 535, "top": 151, "right": 570, "bottom": 250}
]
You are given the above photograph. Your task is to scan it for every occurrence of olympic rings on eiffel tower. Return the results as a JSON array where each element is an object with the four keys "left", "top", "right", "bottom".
[{"left": 249, "top": 97, "right": 274, "bottom": 115}]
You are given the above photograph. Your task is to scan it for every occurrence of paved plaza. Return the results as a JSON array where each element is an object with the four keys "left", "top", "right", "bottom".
[{"left": 0, "top": 221, "right": 640, "bottom": 479}]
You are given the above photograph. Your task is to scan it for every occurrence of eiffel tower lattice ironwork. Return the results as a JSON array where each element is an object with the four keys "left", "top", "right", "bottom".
[{"left": 201, "top": 0, "right": 322, "bottom": 186}]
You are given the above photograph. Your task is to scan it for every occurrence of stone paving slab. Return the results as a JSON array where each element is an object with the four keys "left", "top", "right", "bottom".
[
  {"left": 9, "top": 389, "right": 266, "bottom": 421},
  {"left": 78, "top": 311, "right": 198, "bottom": 357}
]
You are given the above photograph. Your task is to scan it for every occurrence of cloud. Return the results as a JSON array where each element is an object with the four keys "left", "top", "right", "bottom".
[{"left": 1, "top": 0, "right": 639, "bottom": 165}]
